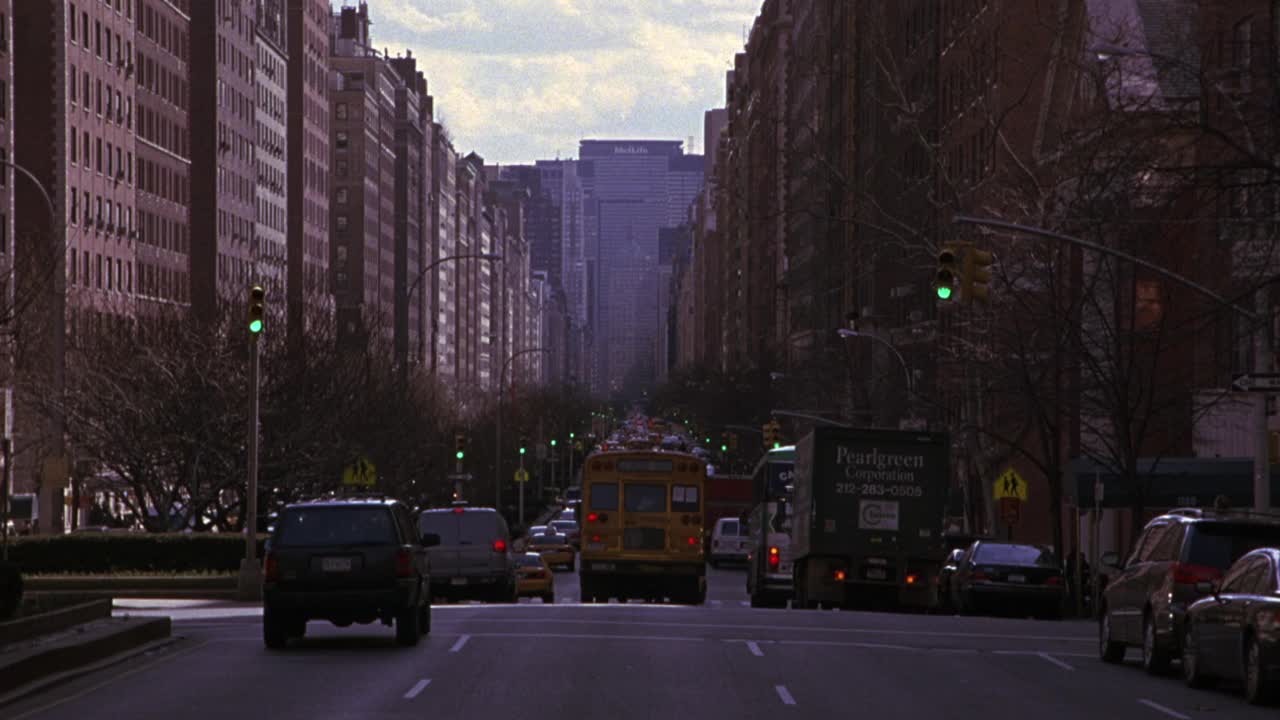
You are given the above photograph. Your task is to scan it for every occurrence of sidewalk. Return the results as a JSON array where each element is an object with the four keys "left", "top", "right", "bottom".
[{"left": 112, "top": 598, "right": 261, "bottom": 622}]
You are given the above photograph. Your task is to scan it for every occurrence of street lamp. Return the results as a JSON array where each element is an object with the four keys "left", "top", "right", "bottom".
[
  {"left": 402, "top": 253, "right": 502, "bottom": 376},
  {"left": 837, "top": 329, "right": 913, "bottom": 397}
]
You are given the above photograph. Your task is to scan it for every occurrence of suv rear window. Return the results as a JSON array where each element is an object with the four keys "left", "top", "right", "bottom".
[
  {"left": 1184, "top": 523, "right": 1280, "bottom": 569},
  {"left": 419, "top": 511, "right": 502, "bottom": 545},
  {"left": 718, "top": 520, "right": 739, "bottom": 536},
  {"left": 276, "top": 506, "right": 398, "bottom": 548}
]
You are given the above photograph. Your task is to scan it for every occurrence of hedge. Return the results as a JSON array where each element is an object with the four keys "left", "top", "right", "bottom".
[{"left": 6, "top": 534, "right": 269, "bottom": 574}]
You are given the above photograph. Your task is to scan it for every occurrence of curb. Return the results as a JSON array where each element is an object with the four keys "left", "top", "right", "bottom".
[
  {"left": 0, "top": 617, "right": 172, "bottom": 698},
  {"left": 0, "top": 600, "right": 112, "bottom": 646},
  {"left": 25, "top": 577, "right": 236, "bottom": 592},
  {"left": 28, "top": 589, "right": 239, "bottom": 601},
  {"left": 0, "top": 633, "right": 181, "bottom": 710}
]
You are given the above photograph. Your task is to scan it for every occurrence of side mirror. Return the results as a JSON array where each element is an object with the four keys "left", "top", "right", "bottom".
[{"left": 421, "top": 532, "right": 441, "bottom": 548}]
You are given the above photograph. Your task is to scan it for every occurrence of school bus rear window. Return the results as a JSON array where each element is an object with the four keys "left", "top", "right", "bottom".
[{"left": 590, "top": 482, "right": 618, "bottom": 510}]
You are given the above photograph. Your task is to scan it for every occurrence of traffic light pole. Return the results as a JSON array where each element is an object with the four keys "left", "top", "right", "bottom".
[
  {"left": 236, "top": 336, "right": 262, "bottom": 601},
  {"left": 518, "top": 452, "right": 525, "bottom": 527}
]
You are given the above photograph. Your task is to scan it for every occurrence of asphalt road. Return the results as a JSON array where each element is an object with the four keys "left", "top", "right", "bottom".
[{"left": 4, "top": 564, "right": 1275, "bottom": 720}]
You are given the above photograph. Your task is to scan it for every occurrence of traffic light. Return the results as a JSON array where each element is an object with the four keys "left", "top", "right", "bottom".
[
  {"left": 518, "top": 436, "right": 527, "bottom": 456},
  {"left": 763, "top": 420, "right": 782, "bottom": 449},
  {"left": 569, "top": 432, "right": 575, "bottom": 440},
  {"left": 935, "top": 246, "right": 958, "bottom": 301},
  {"left": 454, "top": 433, "right": 466, "bottom": 461},
  {"left": 550, "top": 439, "right": 558, "bottom": 448},
  {"left": 247, "top": 285, "right": 266, "bottom": 334},
  {"left": 962, "top": 248, "right": 994, "bottom": 304}
]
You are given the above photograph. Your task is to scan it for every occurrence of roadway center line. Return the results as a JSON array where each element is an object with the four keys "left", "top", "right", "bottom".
[
  {"left": 449, "top": 634, "right": 471, "bottom": 653},
  {"left": 775, "top": 685, "right": 797, "bottom": 706},
  {"left": 403, "top": 679, "right": 431, "bottom": 699},
  {"left": 465, "top": 632, "right": 706, "bottom": 642},
  {"left": 1035, "top": 652, "right": 1075, "bottom": 671},
  {"left": 1137, "top": 699, "right": 1191, "bottom": 720},
  {"left": 746, "top": 641, "right": 764, "bottom": 657}
]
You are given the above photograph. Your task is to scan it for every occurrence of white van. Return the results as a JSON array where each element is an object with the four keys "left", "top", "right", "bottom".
[{"left": 710, "top": 517, "right": 749, "bottom": 567}]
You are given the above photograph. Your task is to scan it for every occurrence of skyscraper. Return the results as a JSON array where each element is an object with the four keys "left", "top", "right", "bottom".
[
  {"left": 579, "top": 140, "right": 703, "bottom": 396},
  {"left": 254, "top": 0, "right": 287, "bottom": 301}
]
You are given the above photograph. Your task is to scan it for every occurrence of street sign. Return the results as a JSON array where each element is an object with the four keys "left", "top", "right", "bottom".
[
  {"left": 447, "top": 473, "right": 473, "bottom": 482},
  {"left": 1232, "top": 373, "right": 1280, "bottom": 392},
  {"left": 514, "top": 468, "right": 530, "bottom": 484},
  {"left": 342, "top": 456, "right": 377, "bottom": 487},
  {"left": 994, "top": 467, "right": 1028, "bottom": 501},
  {"left": 999, "top": 497, "right": 1021, "bottom": 525}
]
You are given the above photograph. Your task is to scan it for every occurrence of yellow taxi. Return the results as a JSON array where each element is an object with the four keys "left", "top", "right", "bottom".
[
  {"left": 527, "top": 532, "right": 576, "bottom": 572},
  {"left": 514, "top": 552, "right": 554, "bottom": 603}
]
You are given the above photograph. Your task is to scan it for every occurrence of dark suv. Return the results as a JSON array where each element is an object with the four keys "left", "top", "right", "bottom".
[
  {"left": 418, "top": 505, "right": 517, "bottom": 603},
  {"left": 262, "top": 497, "right": 437, "bottom": 649},
  {"left": 1099, "top": 508, "right": 1280, "bottom": 673}
]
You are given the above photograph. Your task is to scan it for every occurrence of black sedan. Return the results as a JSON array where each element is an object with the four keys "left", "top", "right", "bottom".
[
  {"left": 1182, "top": 548, "right": 1280, "bottom": 705},
  {"left": 951, "top": 541, "right": 1066, "bottom": 619}
]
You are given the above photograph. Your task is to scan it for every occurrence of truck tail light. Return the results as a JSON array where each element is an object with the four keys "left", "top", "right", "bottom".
[
  {"left": 905, "top": 573, "right": 919, "bottom": 586},
  {"left": 833, "top": 569, "right": 847, "bottom": 582},
  {"left": 395, "top": 548, "right": 414, "bottom": 578}
]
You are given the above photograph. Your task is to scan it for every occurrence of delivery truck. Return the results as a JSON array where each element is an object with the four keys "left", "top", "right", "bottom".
[{"left": 790, "top": 427, "right": 950, "bottom": 610}]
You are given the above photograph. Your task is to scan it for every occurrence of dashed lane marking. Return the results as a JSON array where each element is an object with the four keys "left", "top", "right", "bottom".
[
  {"left": 1035, "top": 652, "right": 1075, "bottom": 671},
  {"left": 403, "top": 679, "right": 431, "bottom": 699},
  {"left": 1137, "top": 699, "right": 1191, "bottom": 720},
  {"left": 775, "top": 685, "right": 797, "bottom": 706},
  {"left": 449, "top": 634, "right": 470, "bottom": 653},
  {"left": 746, "top": 641, "right": 764, "bottom": 657}
]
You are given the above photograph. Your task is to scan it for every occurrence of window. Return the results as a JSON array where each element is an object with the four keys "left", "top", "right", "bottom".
[
  {"left": 588, "top": 482, "right": 619, "bottom": 511},
  {"left": 69, "top": 65, "right": 77, "bottom": 103},
  {"left": 335, "top": 130, "right": 349, "bottom": 150},
  {"left": 68, "top": 5, "right": 76, "bottom": 43},
  {"left": 624, "top": 484, "right": 666, "bottom": 513},
  {"left": 672, "top": 485, "right": 699, "bottom": 512},
  {"left": 335, "top": 187, "right": 348, "bottom": 205},
  {"left": 69, "top": 189, "right": 77, "bottom": 222},
  {"left": 335, "top": 102, "right": 348, "bottom": 120},
  {"left": 69, "top": 130, "right": 77, "bottom": 164},
  {"left": 95, "top": 20, "right": 101, "bottom": 57}
]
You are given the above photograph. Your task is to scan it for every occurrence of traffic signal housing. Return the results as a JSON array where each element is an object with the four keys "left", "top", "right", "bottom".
[
  {"left": 763, "top": 420, "right": 782, "bottom": 449},
  {"left": 935, "top": 246, "right": 958, "bottom": 301},
  {"left": 248, "top": 285, "right": 266, "bottom": 334},
  {"left": 962, "top": 248, "right": 994, "bottom": 304},
  {"left": 518, "top": 436, "right": 528, "bottom": 456},
  {"left": 454, "top": 433, "right": 466, "bottom": 461}
]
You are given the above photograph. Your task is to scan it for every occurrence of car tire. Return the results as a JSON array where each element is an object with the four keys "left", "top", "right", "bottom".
[
  {"left": 419, "top": 603, "right": 431, "bottom": 636},
  {"left": 1141, "top": 613, "right": 1171, "bottom": 675},
  {"left": 263, "top": 608, "right": 289, "bottom": 650},
  {"left": 1181, "top": 624, "right": 1213, "bottom": 689},
  {"left": 1099, "top": 610, "right": 1126, "bottom": 664},
  {"left": 395, "top": 607, "right": 421, "bottom": 647},
  {"left": 1245, "top": 635, "right": 1276, "bottom": 705}
]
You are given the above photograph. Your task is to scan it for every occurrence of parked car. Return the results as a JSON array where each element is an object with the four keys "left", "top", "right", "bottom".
[
  {"left": 1181, "top": 547, "right": 1280, "bottom": 704},
  {"left": 709, "top": 517, "right": 749, "bottom": 567},
  {"left": 528, "top": 532, "right": 576, "bottom": 571},
  {"left": 1100, "top": 508, "right": 1280, "bottom": 674},
  {"left": 951, "top": 541, "right": 1065, "bottom": 619},
  {"left": 514, "top": 552, "right": 555, "bottom": 604},
  {"left": 936, "top": 548, "right": 967, "bottom": 611},
  {"left": 417, "top": 505, "right": 517, "bottom": 603},
  {"left": 262, "top": 496, "right": 435, "bottom": 649}
]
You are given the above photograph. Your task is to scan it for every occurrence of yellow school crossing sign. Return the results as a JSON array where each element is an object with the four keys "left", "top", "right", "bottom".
[
  {"left": 343, "top": 456, "right": 377, "bottom": 487},
  {"left": 994, "top": 467, "right": 1028, "bottom": 501},
  {"left": 514, "top": 468, "right": 530, "bottom": 484}
]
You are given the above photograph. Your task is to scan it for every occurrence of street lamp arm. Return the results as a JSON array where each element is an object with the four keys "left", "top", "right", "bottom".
[
  {"left": 770, "top": 410, "right": 852, "bottom": 428},
  {"left": 952, "top": 215, "right": 1255, "bottom": 320},
  {"left": 407, "top": 253, "right": 502, "bottom": 301},
  {"left": 838, "top": 329, "right": 913, "bottom": 396}
]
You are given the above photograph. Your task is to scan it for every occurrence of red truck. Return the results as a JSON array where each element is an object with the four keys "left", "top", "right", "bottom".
[{"left": 704, "top": 473, "right": 753, "bottom": 542}]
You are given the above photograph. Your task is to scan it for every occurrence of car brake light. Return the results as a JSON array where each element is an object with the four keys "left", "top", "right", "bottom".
[
  {"left": 452, "top": 507, "right": 464, "bottom": 514},
  {"left": 905, "top": 573, "right": 919, "bottom": 585},
  {"left": 834, "top": 569, "right": 847, "bottom": 582},
  {"left": 1044, "top": 575, "right": 1063, "bottom": 586},
  {"left": 492, "top": 539, "right": 508, "bottom": 553},
  {"left": 687, "top": 536, "right": 698, "bottom": 546},
  {"left": 768, "top": 547, "right": 780, "bottom": 568},
  {"left": 395, "top": 548, "right": 413, "bottom": 578},
  {"left": 1171, "top": 563, "right": 1222, "bottom": 586},
  {"left": 591, "top": 534, "right": 601, "bottom": 542},
  {"left": 971, "top": 571, "right": 990, "bottom": 582},
  {"left": 264, "top": 552, "right": 279, "bottom": 583}
]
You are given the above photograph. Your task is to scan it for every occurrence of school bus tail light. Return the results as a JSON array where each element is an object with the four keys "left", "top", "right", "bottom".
[
  {"left": 833, "top": 569, "right": 847, "bottom": 582},
  {"left": 768, "top": 546, "right": 780, "bottom": 568}
]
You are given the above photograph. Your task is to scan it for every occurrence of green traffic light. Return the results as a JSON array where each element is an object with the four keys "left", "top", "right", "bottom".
[
  {"left": 569, "top": 432, "right": 575, "bottom": 439},
  {"left": 550, "top": 439, "right": 557, "bottom": 447},
  {"left": 773, "top": 442, "right": 782, "bottom": 449},
  {"left": 704, "top": 437, "right": 711, "bottom": 443},
  {"left": 249, "top": 319, "right": 263, "bottom": 333},
  {"left": 455, "top": 451, "right": 464, "bottom": 460},
  {"left": 519, "top": 447, "right": 526, "bottom": 455},
  {"left": 936, "top": 285, "right": 953, "bottom": 300},
  {"left": 720, "top": 444, "right": 728, "bottom": 452}
]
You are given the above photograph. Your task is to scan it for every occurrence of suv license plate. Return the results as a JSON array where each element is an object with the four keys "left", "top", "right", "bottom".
[
  {"left": 451, "top": 577, "right": 468, "bottom": 586},
  {"left": 1007, "top": 574, "right": 1026, "bottom": 583},
  {"left": 865, "top": 569, "right": 887, "bottom": 580},
  {"left": 321, "top": 557, "right": 353, "bottom": 573}
]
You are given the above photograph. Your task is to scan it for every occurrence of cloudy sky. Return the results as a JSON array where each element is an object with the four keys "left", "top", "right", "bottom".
[{"left": 360, "top": 0, "right": 761, "bottom": 165}]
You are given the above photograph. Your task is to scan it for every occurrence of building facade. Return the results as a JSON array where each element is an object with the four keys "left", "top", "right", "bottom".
[{"left": 254, "top": 0, "right": 287, "bottom": 300}]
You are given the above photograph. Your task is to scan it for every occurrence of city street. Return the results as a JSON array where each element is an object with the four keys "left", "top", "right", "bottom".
[{"left": 5, "top": 566, "right": 1273, "bottom": 720}]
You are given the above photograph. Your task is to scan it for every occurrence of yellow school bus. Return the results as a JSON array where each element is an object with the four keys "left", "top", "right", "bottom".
[{"left": 578, "top": 450, "right": 707, "bottom": 604}]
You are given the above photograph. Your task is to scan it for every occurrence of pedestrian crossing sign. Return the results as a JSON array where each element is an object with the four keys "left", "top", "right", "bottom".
[
  {"left": 994, "top": 467, "right": 1028, "bottom": 501},
  {"left": 343, "top": 456, "right": 377, "bottom": 487},
  {"left": 514, "top": 468, "right": 530, "bottom": 484}
]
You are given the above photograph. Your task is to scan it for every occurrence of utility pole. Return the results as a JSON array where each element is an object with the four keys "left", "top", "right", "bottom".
[
  {"left": 237, "top": 286, "right": 266, "bottom": 601},
  {"left": 1256, "top": 287, "right": 1273, "bottom": 512}
]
